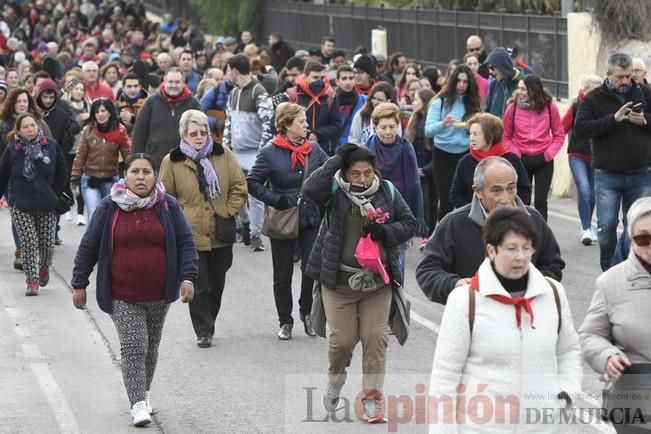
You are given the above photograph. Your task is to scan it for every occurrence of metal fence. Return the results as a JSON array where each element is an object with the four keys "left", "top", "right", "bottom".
[{"left": 263, "top": 1, "right": 568, "bottom": 98}]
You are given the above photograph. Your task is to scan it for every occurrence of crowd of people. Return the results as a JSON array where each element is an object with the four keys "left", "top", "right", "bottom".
[{"left": 0, "top": 0, "right": 650, "bottom": 431}]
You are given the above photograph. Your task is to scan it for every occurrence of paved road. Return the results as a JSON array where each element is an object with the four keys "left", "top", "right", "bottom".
[{"left": 0, "top": 198, "right": 621, "bottom": 433}]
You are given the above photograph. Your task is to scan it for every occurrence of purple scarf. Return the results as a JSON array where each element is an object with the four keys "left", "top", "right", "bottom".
[{"left": 179, "top": 135, "right": 221, "bottom": 200}]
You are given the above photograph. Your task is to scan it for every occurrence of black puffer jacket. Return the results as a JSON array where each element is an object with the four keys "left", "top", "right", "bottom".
[{"left": 303, "top": 155, "right": 416, "bottom": 288}]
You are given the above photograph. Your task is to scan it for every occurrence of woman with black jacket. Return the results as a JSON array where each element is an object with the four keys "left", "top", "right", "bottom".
[{"left": 247, "top": 103, "right": 328, "bottom": 340}]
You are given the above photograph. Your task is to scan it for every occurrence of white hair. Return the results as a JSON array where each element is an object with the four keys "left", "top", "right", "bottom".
[
  {"left": 627, "top": 197, "right": 651, "bottom": 237},
  {"left": 178, "top": 110, "right": 209, "bottom": 138},
  {"left": 473, "top": 156, "right": 518, "bottom": 189}
]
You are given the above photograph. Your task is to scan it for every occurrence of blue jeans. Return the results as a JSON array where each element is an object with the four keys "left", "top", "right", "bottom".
[
  {"left": 568, "top": 156, "right": 595, "bottom": 231},
  {"left": 595, "top": 167, "right": 651, "bottom": 271},
  {"left": 398, "top": 241, "right": 410, "bottom": 286},
  {"left": 81, "top": 174, "right": 117, "bottom": 222}
]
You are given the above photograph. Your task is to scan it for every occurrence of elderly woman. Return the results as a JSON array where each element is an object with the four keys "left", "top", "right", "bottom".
[
  {"left": 247, "top": 102, "right": 328, "bottom": 340},
  {"left": 303, "top": 144, "right": 415, "bottom": 423},
  {"left": 580, "top": 197, "right": 651, "bottom": 434},
  {"left": 160, "top": 110, "right": 248, "bottom": 348},
  {"left": 72, "top": 153, "right": 198, "bottom": 427},
  {"left": 70, "top": 98, "right": 130, "bottom": 221},
  {"left": 0, "top": 113, "right": 66, "bottom": 296},
  {"left": 348, "top": 82, "right": 402, "bottom": 146},
  {"left": 429, "top": 206, "right": 582, "bottom": 433},
  {"left": 450, "top": 112, "right": 531, "bottom": 208},
  {"left": 366, "top": 102, "right": 425, "bottom": 277}
]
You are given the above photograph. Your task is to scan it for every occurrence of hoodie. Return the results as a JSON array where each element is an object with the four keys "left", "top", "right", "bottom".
[
  {"left": 36, "top": 79, "right": 81, "bottom": 154},
  {"left": 485, "top": 47, "right": 524, "bottom": 118}
]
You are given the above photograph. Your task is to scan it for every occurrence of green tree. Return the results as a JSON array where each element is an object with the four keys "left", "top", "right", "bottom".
[{"left": 191, "top": 0, "right": 262, "bottom": 37}]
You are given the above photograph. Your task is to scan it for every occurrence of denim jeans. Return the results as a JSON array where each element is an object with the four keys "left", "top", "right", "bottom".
[
  {"left": 568, "top": 156, "right": 595, "bottom": 231},
  {"left": 81, "top": 174, "right": 117, "bottom": 222},
  {"left": 595, "top": 167, "right": 651, "bottom": 271},
  {"left": 237, "top": 195, "right": 264, "bottom": 238}
]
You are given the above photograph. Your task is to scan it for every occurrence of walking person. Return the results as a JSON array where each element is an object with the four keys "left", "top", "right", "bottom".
[
  {"left": 303, "top": 144, "right": 415, "bottom": 422},
  {"left": 70, "top": 98, "right": 131, "bottom": 221},
  {"left": 503, "top": 75, "right": 565, "bottom": 222},
  {"left": 247, "top": 103, "right": 328, "bottom": 340},
  {"left": 425, "top": 64, "right": 481, "bottom": 222},
  {"left": 160, "top": 110, "right": 248, "bottom": 348},
  {"left": 0, "top": 113, "right": 66, "bottom": 295},
  {"left": 348, "top": 82, "right": 401, "bottom": 146},
  {"left": 579, "top": 197, "right": 651, "bottom": 433},
  {"left": 71, "top": 153, "right": 198, "bottom": 427}
]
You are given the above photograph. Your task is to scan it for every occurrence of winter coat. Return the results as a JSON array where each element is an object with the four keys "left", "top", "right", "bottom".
[
  {"left": 36, "top": 81, "right": 82, "bottom": 155},
  {"left": 562, "top": 95, "right": 592, "bottom": 158},
  {"left": 429, "top": 259, "right": 582, "bottom": 433},
  {"left": 71, "top": 194, "right": 198, "bottom": 314},
  {"left": 337, "top": 93, "right": 366, "bottom": 147},
  {"left": 416, "top": 195, "right": 565, "bottom": 305},
  {"left": 485, "top": 48, "right": 525, "bottom": 118},
  {"left": 580, "top": 252, "right": 651, "bottom": 380},
  {"left": 115, "top": 88, "right": 148, "bottom": 134},
  {"left": 70, "top": 125, "right": 130, "bottom": 181},
  {"left": 185, "top": 70, "right": 202, "bottom": 94},
  {"left": 0, "top": 135, "right": 66, "bottom": 212},
  {"left": 503, "top": 102, "right": 565, "bottom": 162},
  {"left": 200, "top": 81, "right": 233, "bottom": 130},
  {"left": 159, "top": 144, "right": 248, "bottom": 251},
  {"left": 450, "top": 152, "right": 531, "bottom": 208},
  {"left": 0, "top": 117, "right": 52, "bottom": 155},
  {"left": 269, "top": 40, "right": 295, "bottom": 73},
  {"left": 247, "top": 139, "right": 329, "bottom": 230},
  {"left": 425, "top": 96, "right": 471, "bottom": 154},
  {"left": 348, "top": 111, "right": 403, "bottom": 146},
  {"left": 131, "top": 90, "right": 201, "bottom": 168},
  {"left": 574, "top": 81, "right": 651, "bottom": 173}
]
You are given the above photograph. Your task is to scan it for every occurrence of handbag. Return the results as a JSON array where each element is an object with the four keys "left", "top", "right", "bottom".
[
  {"left": 207, "top": 200, "right": 237, "bottom": 244},
  {"left": 56, "top": 192, "right": 75, "bottom": 215},
  {"left": 262, "top": 156, "right": 309, "bottom": 240},
  {"left": 602, "top": 363, "right": 651, "bottom": 423}
]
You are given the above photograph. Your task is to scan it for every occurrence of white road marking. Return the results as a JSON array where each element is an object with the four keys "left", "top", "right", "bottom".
[
  {"left": 13, "top": 325, "right": 31, "bottom": 337},
  {"left": 6, "top": 307, "right": 21, "bottom": 318},
  {"left": 21, "top": 343, "right": 42, "bottom": 359},
  {"left": 30, "top": 363, "right": 81, "bottom": 434}
]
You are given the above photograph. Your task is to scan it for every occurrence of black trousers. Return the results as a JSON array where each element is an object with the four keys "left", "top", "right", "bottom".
[
  {"left": 432, "top": 147, "right": 466, "bottom": 222},
  {"left": 66, "top": 153, "right": 84, "bottom": 214},
  {"left": 189, "top": 246, "right": 233, "bottom": 338},
  {"left": 270, "top": 226, "right": 319, "bottom": 327},
  {"left": 421, "top": 172, "right": 438, "bottom": 236},
  {"left": 521, "top": 154, "right": 554, "bottom": 222}
]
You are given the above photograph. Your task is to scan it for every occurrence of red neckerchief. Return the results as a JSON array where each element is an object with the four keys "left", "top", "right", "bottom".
[
  {"left": 339, "top": 104, "right": 352, "bottom": 121},
  {"left": 470, "top": 272, "right": 537, "bottom": 330},
  {"left": 95, "top": 123, "right": 129, "bottom": 148},
  {"left": 295, "top": 75, "right": 332, "bottom": 110},
  {"left": 469, "top": 142, "right": 510, "bottom": 162},
  {"left": 271, "top": 135, "right": 312, "bottom": 170},
  {"left": 355, "top": 78, "right": 376, "bottom": 96},
  {"left": 160, "top": 82, "right": 191, "bottom": 107}
]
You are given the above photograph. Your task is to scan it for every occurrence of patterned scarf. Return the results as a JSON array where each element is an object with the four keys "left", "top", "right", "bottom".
[
  {"left": 333, "top": 169, "right": 380, "bottom": 217},
  {"left": 14, "top": 129, "right": 49, "bottom": 182},
  {"left": 110, "top": 179, "right": 166, "bottom": 212},
  {"left": 180, "top": 136, "right": 220, "bottom": 200}
]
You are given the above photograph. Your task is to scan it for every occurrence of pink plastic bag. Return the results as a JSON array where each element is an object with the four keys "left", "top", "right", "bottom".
[{"left": 354, "top": 234, "right": 390, "bottom": 285}]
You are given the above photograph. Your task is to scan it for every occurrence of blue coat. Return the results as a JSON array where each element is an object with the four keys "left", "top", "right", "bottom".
[
  {"left": 71, "top": 194, "right": 198, "bottom": 314},
  {"left": 200, "top": 81, "right": 234, "bottom": 130}
]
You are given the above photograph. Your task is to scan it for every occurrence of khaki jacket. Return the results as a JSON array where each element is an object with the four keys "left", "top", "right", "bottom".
[
  {"left": 580, "top": 253, "right": 651, "bottom": 375},
  {"left": 159, "top": 144, "right": 247, "bottom": 251}
]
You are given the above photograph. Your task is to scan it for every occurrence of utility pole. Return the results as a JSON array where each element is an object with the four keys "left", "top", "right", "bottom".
[{"left": 561, "top": 0, "right": 574, "bottom": 16}]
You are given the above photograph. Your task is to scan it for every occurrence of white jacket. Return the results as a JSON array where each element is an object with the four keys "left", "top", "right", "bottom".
[{"left": 429, "top": 259, "right": 582, "bottom": 433}]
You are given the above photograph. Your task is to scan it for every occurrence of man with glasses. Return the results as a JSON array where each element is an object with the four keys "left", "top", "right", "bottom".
[
  {"left": 466, "top": 35, "right": 490, "bottom": 79},
  {"left": 574, "top": 52, "right": 651, "bottom": 271},
  {"left": 416, "top": 157, "right": 564, "bottom": 305}
]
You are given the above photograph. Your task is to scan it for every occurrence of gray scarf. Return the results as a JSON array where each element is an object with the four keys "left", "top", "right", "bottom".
[{"left": 333, "top": 169, "right": 380, "bottom": 217}]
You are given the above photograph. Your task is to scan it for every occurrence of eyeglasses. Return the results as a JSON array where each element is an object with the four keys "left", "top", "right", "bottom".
[
  {"left": 633, "top": 233, "right": 651, "bottom": 247},
  {"left": 188, "top": 130, "right": 209, "bottom": 138},
  {"left": 501, "top": 245, "right": 535, "bottom": 257}
]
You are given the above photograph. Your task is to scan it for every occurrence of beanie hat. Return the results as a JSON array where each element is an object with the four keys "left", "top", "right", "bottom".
[
  {"left": 485, "top": 47, "right": 514, "bottom": 80},
  {"left": 353, "top": 54, "right": 377, "bottom": 79}
]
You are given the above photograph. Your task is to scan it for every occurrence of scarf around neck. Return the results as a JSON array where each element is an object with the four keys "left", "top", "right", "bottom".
[
  {"left": 271, "top": 135, "right": 312, "bottom": 170},
  {"left": 15, "top": 129, "right": 49, "bottom": 182},
  {"left": 110, "top": 178, "right": 166, "bottom": 212},
  {"left": 469, "top": 141, "right": 510, "bottom": 162},
  {"left": 334, "top": 169, "right": 380, "bottom": 217},
  {"left": 160, "top": 82, "right": 191, "bottom": 107},
  {"left": 180, "top": 136, "right": 221, "bottom": 200},
  {"left": 95, "top": 123, "right": 129, "bottom": 148},
  {"left": 355, "top": 78, "right": 376, "bottom": 96}
]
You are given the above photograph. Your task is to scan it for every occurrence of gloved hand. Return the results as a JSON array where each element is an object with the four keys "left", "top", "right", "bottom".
[
  {"left": 362, "top": 223, "right": 386, "bottom": 242},
  {"left": 336, "top": 143, "right": 359, "bottom": 160},
  {"left": 275, "top": 195, "right": 294, "bottom": 210}
]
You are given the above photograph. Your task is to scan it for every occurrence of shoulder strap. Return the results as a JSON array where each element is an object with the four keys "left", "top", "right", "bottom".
[
  {"left": 468, "top": 286, "right": 476, "bottom": 335},
  {"left": 298, "top": 155, "right": 310, "bottom": 194},
  {"left": 383, "top": 179, "right": 396, "bottom": 200},
  {"left": 547, "top": 278, "right": 562, "bottom": 336}
]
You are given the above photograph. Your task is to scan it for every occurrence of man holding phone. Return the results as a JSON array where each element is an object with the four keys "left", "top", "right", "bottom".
[{"left": 575, "top": 52, "right": 651, "bottom": 271}]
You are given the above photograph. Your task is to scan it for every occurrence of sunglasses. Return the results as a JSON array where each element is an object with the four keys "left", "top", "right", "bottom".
[
  {"left": 189, "top": 130, "right": 208, "bottom": 138},
  {"left": 633, "top": 233, "right": 651, "bottom": 247}
]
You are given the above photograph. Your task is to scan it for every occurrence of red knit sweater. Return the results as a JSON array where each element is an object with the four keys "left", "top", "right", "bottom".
[{"left": 111, "top": 207, "right": 167, "bottom": 303}]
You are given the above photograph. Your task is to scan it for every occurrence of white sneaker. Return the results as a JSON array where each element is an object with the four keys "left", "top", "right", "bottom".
[
  {"left": 145, "top": 391, "right": 154, "bottom": 414},
  {"left": 591, "top": 228, "right": 599, "bottom": 242},
  {"left": 131, "top": 401, "right": 151, "bottom": 427},
  {"left": 76, "top": 215, "right": 87, "bottom": 226},
  {"left": 581, "top": 229, "right": 593, "bottom": 246},
  {"left": 64, "top": 211, "right": 73, "bottom": 222}
]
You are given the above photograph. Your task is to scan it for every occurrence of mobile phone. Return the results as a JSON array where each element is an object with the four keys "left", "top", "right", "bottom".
[{"left": 632, "top": 102, "right": 643, "bottom": 113}]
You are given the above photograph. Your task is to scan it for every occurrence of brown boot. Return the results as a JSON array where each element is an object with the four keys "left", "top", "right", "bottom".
[{"left": 13, "top": 248, "right": 23, "bottom": 271}]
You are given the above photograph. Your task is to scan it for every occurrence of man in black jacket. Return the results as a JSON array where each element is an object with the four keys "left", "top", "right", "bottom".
[
  {"left": 416, "top": 157, "right": 565, "bottom": 305},
  {"left": 574, "top": 52, "right": 651, "bottom": 271},
  {"left": 268, "top": 32, "right": 295, "bottom": 74}
]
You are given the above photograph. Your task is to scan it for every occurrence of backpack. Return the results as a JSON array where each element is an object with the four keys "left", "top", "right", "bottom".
[{"left": 468, "top": 278, "right": 562, "bottom": 335}]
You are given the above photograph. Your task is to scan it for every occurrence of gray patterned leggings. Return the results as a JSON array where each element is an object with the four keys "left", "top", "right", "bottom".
[
  {"left": 10, "top": 208, "right": 56, "bottom": 283},
  {"left": 110, "top": 299, "right": 170, "bottom": 406}
]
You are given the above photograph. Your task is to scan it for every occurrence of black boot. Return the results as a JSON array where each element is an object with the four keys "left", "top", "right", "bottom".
[{"left": 241, "top": 223, "right": 251, "bottom": 246}]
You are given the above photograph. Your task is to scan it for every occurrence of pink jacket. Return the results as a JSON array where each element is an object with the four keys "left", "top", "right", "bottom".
[{"left": 503, "top": 102, "right": 565, "bottom": 162}]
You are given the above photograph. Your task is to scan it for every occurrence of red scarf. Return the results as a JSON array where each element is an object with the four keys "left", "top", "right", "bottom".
[
  {"left": 271, "top": 135, "right": 312, "bottom": 170},
  {"left": 295, "top": 75, "right": 332, "bottom": 110},
  {"left": 469, "top": 142, "right": 510, "bottom": 162},
  {"left": 470, "top": 272, "right": 537, "bottom": 330},
  {"left": 95, "top": 123, "right": 129, "bottom": 148},
  {"left": 160, "top": 82, "right": 191, "bottom": 107},
  {"left": 355, "top": 78, "right": 376, "bottom": 96}
]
